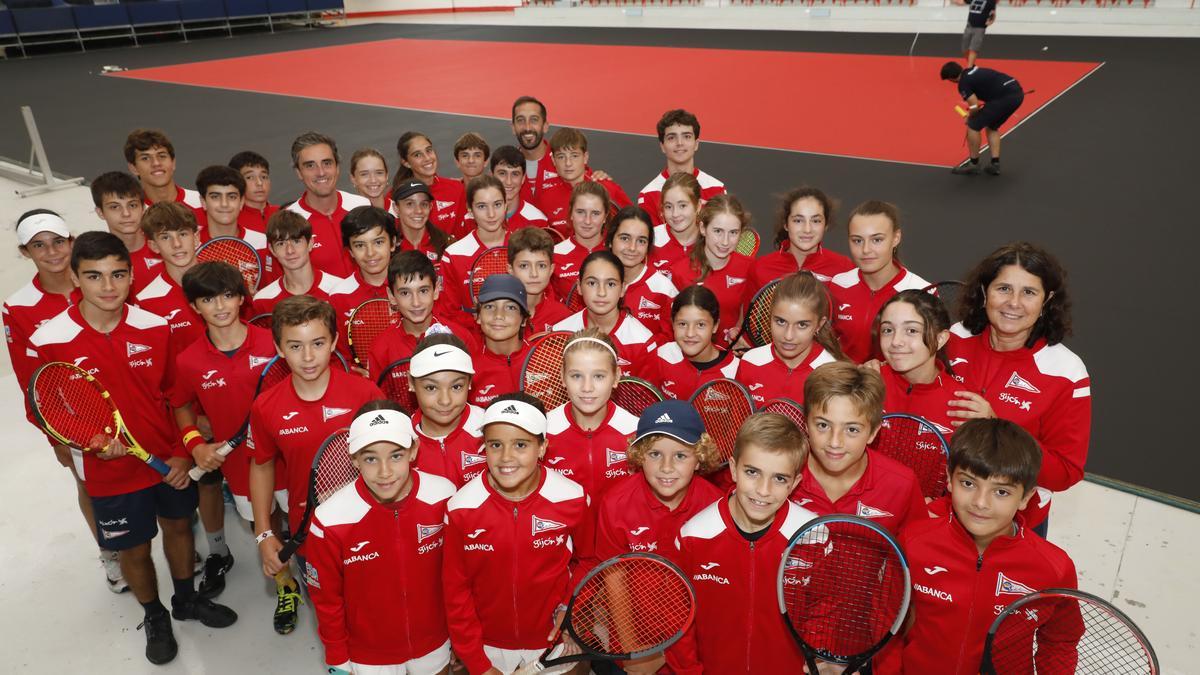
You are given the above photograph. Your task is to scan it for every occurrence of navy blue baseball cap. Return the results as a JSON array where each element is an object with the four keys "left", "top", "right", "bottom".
[
  {"left": 634, "top": 400, "right": 705, "bottom": 445},
  {"left": 477, "top": 273, "right": 528, "bottom": 313}
]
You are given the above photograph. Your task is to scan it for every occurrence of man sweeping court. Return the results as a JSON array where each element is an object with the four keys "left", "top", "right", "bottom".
[{"left": 941, "top": 61, "right": 1025, "bottom": 176}]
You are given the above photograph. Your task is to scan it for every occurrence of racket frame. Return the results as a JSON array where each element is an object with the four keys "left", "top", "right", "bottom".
[
  {"left": 613, "top": 376, "right": 665, "bottom": 415},
  {"left": 520, "top": 331, "right": 572, "bottom": 410},
  {"left": 877, "top": 412, "right": 951, "bottom": 499},
  {"left": 688, "top": 378, "right": 756, "bottom": 467},
  {"left": 468, "top": 246, "right": 510, "bottom": 304},
  {"left": 375, "top": 357, "right": 416, "bottom": 414},
  {"left": 761, "top": 397, "right": 808, "bottom": 432},
  {"left": 777, "top": 514, "right": 912, "bottom": 674},
  {"left": 979, "top": 587, "right": 1160, "bottom": 675},
  {"left": 187, "top": 354, "right": 290, "bottom": 480},
  {"left": 278, "top": 427, "right": 353, "bottom": 563},
  {"left": 735, "top": 278, "right": 780, "bottom": 348},
  {"left": 196, "top": 235, "right": 264, "bottom": 293},
  {"left": 27, "top": 362, "right": 172, "bottom": 476},
  {"left": 345, "top": 298, "right": 397, "bottom": 368},
  {"left": 537, "top": 552, "right": 696, "bottom": 669}
]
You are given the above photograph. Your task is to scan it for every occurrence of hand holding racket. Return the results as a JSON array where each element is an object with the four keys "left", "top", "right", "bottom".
[
  {"left": 981, "top": 588, "right": 1158, "bottom": 674},
  {"left": 514, "top": 553, "right": 696, "bottom": 675},
  {"left": 188, "top": 355, "right": 291, "bottom": 480},
  {"left": 277, "top": 428, "right": 355, "bottom": 564},
  {"left": 196, "top": 236, "right": 264, "bottom": 293},
  {"left": 779, "top": 515, "right": 911, "bottom": 674},
  {"left": 28, "top": 362, "right": 172, "bottom": 477},
  {"left": 873, "top": 413, "right": 951, "bottom": 500}
]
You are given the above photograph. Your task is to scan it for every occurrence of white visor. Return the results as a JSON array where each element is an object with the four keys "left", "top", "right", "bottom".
[
  {"left": 16, "top": 213, "right": 71, "bottom": 246},
  {"left": 410, "top": 344, "right": 474, "bottom": 378},
  {"left": 348, "top": 409, "right": 417, "bottom": 455},
  {"left": 482, "top": 399, "right": 547, "bottom": 437}
]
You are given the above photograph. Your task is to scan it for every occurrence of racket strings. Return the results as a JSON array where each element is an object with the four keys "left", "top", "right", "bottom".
[
  {"left": 197, "top": 239, "right": 261, "bottom": 291},
  {"left": 378, "top": 362, "right": 416, "bottom": 413},
  {"left": 523, "top": 333, "right": 570, "bottom": 410},
  {"left": 989, "top": 595, "right": 1155, "bottom": 674},
  {"left": 874, "top": 417, "right": 949, "bottom": 499},
  {"left": 612, "top": 379, "right": 663, "bottom": 417},
  {"left": 469, "top": 248, "right": 511, "bottom": 301},
  {"left": 744, "top": 283, "right": 777, "bottom": 347},
  {"left": 782, "top": 522, "right": 908, "bottom": 660},
  {"left": 691, "top": 381, "right": 754, "bottom": 465},
  {"left": 571, "top": 558, "right": 693, "bottom": 656},
  {"left": 347, "top": 300, "right": 398, "bottom": 362},
  {"left": 33, "top": 366, "right": 116, "bottom": 446},
  {"left": 259, "top": 359, "right": 292, "bottom": 392},
  {"left": 313, "top": 435, "right": 356, "bottom": 503},
  {"left": 761, "top": 399, "right": 807, "bottom": 433}
]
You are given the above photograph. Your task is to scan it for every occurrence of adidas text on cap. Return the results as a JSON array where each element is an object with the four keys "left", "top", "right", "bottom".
[
  {"left": 482, "top": 399, "right": 547, "bottom": 437},
  {"left": 348, "top": 408, "right": 417, "bottom": 455},
  {"left": 633, "top": 400, "right": 705, "bottom": 446}
]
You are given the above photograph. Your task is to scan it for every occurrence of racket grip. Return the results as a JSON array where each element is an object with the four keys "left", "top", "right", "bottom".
[
  {"left": 186, "top": 441, "right": 237, "bottom": 481},
  {"left": 277, "top": 537, "right": 301, "bottom": 564},
  {"left": 145, "top": 454, "right": 173, "bottom": 477}
]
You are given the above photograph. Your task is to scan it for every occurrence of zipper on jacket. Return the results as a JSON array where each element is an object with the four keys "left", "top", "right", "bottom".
[
  {"left": 394, "top": 509, "right": 413, "bottom": 657},
  {"left": 954, "top": 552, "right": 985, "bottom": 672},
  {"left": 511, "top": 503, "right": 521, "bottom": 632},
  {"left": 746, "top": 539, "right": 756, "bottom": 672}
]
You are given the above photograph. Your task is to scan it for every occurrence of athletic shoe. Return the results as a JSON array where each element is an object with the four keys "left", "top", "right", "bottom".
[
  {"left": 100, "top": 550, "right": 128, "bottom": 594},
  {"left": 951, "top": 162, "right": 980, "bottom": 175},
  {"left": 273, "top": 582, "right": 302, "bottom": 635},
  {"left": 171, "top": 595, "right": 238, "bottom": 628},
  {"left": 138, "top": 609, "right": 177, "bottom": 665},
  {"left": 197, "top": 552, "right": 234, "bottom": 600},
  {"left": 985, "top": 161, "right": 1001, "bottom": 176}
]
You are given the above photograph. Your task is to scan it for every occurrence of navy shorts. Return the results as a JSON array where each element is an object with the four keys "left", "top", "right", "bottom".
[
  {"left": 93, "top": 481, "right": 199, "bottom": 551},
  {"left": 969, "top": 91, "right": 1024, "bottom": 131}
]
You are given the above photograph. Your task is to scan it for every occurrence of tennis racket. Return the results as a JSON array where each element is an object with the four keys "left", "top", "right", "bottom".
[
  {"left": 612, "top": 376, "right": 664, "bottom": 417},
  {"left": 346, "top": 298, "right": 398, "bottom": 369},
  {"left": 981, "top": 588, "right": 1158, "bottom": 675},
  {"left": 688, "top": 378, "right": 755, "bottom": 467},
  {"left": 761, "top": 397, "right": 807, "bottom": 433},
  {"left": 278, "top": 428, "right": 355, "bottom": 563},
  {"left": 247, "top": 312, "right": 273, "bottom": 330},
  {"left": 735, "top": 227, "right": 761, "bottom": 257},
  {"left": 468, "top": 246, "right": 510, "bottom": 304},
  {"left": 521, "top": 331, "right": 572, "bottom": 410},
  {"left": 376, "top": 358, "right": 416, "bottom": 414},
  {"left": 545, "top": 226, "right": 567, "bottom": 244},
  {"left": 28, "top": 362, "right": 171, "bottom": 476},
  {"left": 923, "top": 280, "right": 966, "bottom": 323},
  {"left": 734, "top": 279, "right": 779, "bottom": 349},
  {"left": 874, "top": 412, "right": 951, "bottom": 500},
  {"left": 778, "top": 514, "right": 911, "bottom": 674},
  {"left": 564, "top": 283, "right": 584, "bottom": 312},
  {"left": 515, "top": 553, "right": 696, "bottom": 675},
  {"left": 196, "top": 236, "right": 263, "bottom": 293},
  {"left": 187, "top": 355, "right": 291, "bottom": 480}
]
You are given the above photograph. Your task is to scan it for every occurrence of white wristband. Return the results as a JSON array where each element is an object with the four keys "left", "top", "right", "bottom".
[{"left": 255, "top": 530, "right": 275, "bottom": 545}]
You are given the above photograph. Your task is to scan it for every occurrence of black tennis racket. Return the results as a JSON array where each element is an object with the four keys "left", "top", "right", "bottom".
[
  {"left": 923, "top": 280, "right": 966, "bottom": 324},
  {"left": 778, "top": 514, "right": 911, "bottom": 674},
  {"left": 688, "top": 378, "right": 755, "bottom": 468},
  {"left": 613, "top": 376, "right": 665, "bottom": 417},
  {"left": 981, "top": 588, "right": 1159, "bottom": 674},
  {"left": 874, "top": 412, "right": 951, "bottom": 500},
  {"left": 278, "top": 428, "right": 354, "bottom": 563},
  {"left": 514, "top": 553, "right": 696, "bottom": 674},
  {"left": 376, "top": 358, "right": 416, "bottom": 415},
  {"left": 187, "top": 354, "right": 290, "bottom": 481}
]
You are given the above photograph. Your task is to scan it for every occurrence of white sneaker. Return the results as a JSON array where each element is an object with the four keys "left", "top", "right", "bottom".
[{"left": 100, "top": 550, "right": 128, "bottom": 594}]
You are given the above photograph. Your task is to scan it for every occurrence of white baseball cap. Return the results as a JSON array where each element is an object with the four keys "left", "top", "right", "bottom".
[
  {"left": 409, "top": 344, "right": 474, "bottom": 378},
  {"left": 348, "top": 408, "right": 417, "bottom": 455},
  {"left": 482, "top": 398, "right": 547, "bottom": 436}
]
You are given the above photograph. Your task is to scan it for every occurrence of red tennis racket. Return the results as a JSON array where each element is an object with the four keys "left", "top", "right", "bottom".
[
  {"left": 375, "top": 358, "right": 416, "bottom": 415},
  {"left": 196, "top": 236, "right": 263, "bottom": 293},
  {"left": 779, "top": 514, "right": 911, "bottom": 674},
  {"left": 468, "top": 246, "right": 510, "bottom": 304},
  {"left": 247, "top": 313, "right": 273, "bottom": 331},
  {"left": 28, "top": 362, "right": 171, "bottom": 476},
  {"left": 873, "top": 413, "right": 951, "bottom": 500},
  {"left": 187, "top": 355, "right": 291, "bottom": 480},
  {"left": 564, "top": 282, "right": 585, "bottom": 313},
  {"left": 734, "top": 279, "right": 779, "bottom": 349},
  {"left": 613, "top": 376, "right": 665, "bottom": 417},
  {"left": 761, "top": 397, "right": 807, "bottom": 433},
  {"left": 981, "top": 588, "right": 1159, "bottom": 675},
  {"left": 278, "top": 428, "right": 355, "bottom": 563},
  {"left": 515, "top": 553, "right": 696, "bottom": 674},
  {"left": 520, "top": 331, "right": 571, "bottom": 410},
  {"left": 345, "top": 298, "right": 398, "bottom": 370},
  {"left": 688, "top": 378, "right": 755, "bottom": 467}
]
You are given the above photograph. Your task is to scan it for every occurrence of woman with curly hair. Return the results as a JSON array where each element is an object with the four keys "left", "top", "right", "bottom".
[{"left": 947, "top": 241, "right": 1091, "bottom": 530}]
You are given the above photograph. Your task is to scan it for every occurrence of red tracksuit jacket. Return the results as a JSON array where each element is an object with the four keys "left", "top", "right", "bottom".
[
  {"left": 551, "top": 311, "right": 659, "bottom": 380},
  {"left": 790, "top": 450, "right": 928, "bottom": 534},
  {"left": 637, "top": 168, "right": 726, "bottom": 227},
  {"left": 284, "top": 190, "right": 370, "bottom": 278},
  {"left": 748, "top": 244, "right": 854, "bottom": 293},
  {"left": 544, "top": 401, "right": 639, "bottom": 504},
  {"left": 623, "top": 266, "right": 679, "bottom": 340},
  {"left": 593, "top": 472, "right": 723, "bottom": 561},
  {"left": 443, "top": 468, "right": 595, "bottom": 675},
  {"left": 880, "top": 362, "right": 961, "bottom": 440},
  {"left": 307, "top": 471, "right": 457, "bottom": 667},
  {"left": 894, "top": 512, "right": 1079, "bottom": 675},
  {"left": 412, "top": 405, "right": 486, "bottom": 488},
  {"left": 946, "top": 325, "right": 1091, "bottom": 525},
  {"left": 828, "top": 265, "right": 931, "bottom": 363},
  {"left": 549, "top": 236, "right": 606, "bottom": 300},
  {"left": 668, "top": 496, "right": 819, "bottom": 674},
  {"left": 734, "top": 342, "right": 838, "bottom": 406},
  {"left": 644, "top": 343, "right": 740, "bottom": 402},
  {"left": 668, "top": 253, "right": 755, "bottom": 346},
  {"left": 469, "top": 343, "right": 529, "bottom": 408}
]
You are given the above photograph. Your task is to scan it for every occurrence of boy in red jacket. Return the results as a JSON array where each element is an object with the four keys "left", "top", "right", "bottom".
[
  {"left": 308, "top": 400, "right": 457, "bottom": 674},
  {"left": 895, "top": 418, "right": 1078, "bottom": 675},
  {"left": 443, "top": 393, "right": 594, "bottom": 675},
  {"left": 669, "top": 413, "right": 818, "bottom": 674},
  {"left": 791, "top": 361, "right": 927, "bottom": 534}
]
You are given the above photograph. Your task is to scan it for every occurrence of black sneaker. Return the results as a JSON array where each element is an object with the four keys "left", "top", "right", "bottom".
[
  {"left": 192, "top": 551, "right": 204, "bottom": 574},
  {"left": 274, "top": 582, "right": 302, "bottom": 635},
  {"left": 171, "top": 595, "right": 238, "bottom": 628},
  {"left": 138, "top": 609, "right": 177, "bottom": 665},
  {"left": 985, "top": 161, "right": 1001, "bottom": 176},
  {"left": 198, "top": 552, "right": 234, "bottom": 599},
  {"left": 951, "top": 161, "right": 981, "bottom": 175}
]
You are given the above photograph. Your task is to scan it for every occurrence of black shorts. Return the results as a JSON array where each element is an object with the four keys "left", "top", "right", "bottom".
[
  {"left": 969, "top": 91, "right": 1024, "bottom": 131},
  {"left": 93, "top": 481, "right": 199, "bottom": 551}
]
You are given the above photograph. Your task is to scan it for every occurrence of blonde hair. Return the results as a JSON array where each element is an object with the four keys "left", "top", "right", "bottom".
[
  {"left": 772, "top": 271, "right": 847, "bottom": 361},
  {"left": 732, "top": 413, "right": 808, "bottom": 471},
  {"left": 627, "top": 432, "right": 720, "bottom": 474},
  {"left": 803, "top": 361, "right": 886, "bottom": 432},
  {"left": 562, "top": 327, "right": 619, "bottom": 372}
]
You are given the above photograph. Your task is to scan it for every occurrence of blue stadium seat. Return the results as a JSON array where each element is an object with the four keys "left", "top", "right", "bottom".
[
  {"left": 266, "top": 0, "right": 306, "bottom": 21},
  {"left": 0, "top": 9, "right": 27, "bottom": 57},
  {"left": 305, "top": 0, "right": 342, "bottom": 19},
  {"left": 224, "top": 0, "right": 271, "bottom": 31},
  {"left": 11, "top": 6, "right": 80, "bottom": 49},
  {"left": 179, "top": 0, "right": 229, "bottom": 37},
  {"left": 72, "top": 3, "right": 135, "bottom": 46},
  {"left": 125, "top": 0, "right": 182, "bottom": 37}
]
